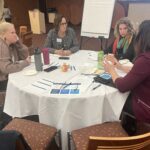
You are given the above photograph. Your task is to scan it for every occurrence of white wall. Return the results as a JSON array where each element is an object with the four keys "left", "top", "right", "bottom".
[{"left": 128, "top": 3, "right": 150, "bottom": 30}]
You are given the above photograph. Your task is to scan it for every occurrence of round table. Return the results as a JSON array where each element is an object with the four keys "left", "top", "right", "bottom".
[{"left": 4, "top": 50, "right": 129, "bottom": 150}]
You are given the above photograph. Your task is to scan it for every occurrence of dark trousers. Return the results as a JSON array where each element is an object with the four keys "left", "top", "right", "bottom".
[
  {"left": 122, "top": 93, "right": 134, "bottom": 115},
  {"left": 0, "top": 80, "right": 11, "bottom": 129},
  {"left": 120, "top": 93, "right": 137, "bottom": 135},
  {"left": 0, "top": 80, "right": 8, "bottom": 91}
]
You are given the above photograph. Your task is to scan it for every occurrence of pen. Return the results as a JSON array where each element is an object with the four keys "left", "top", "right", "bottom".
[
  {"left": 86, "top": 81, "right": 94, "bottom": 91},
  {"left": 62, "top": 82, "right": 72, "bottom": 89},
  {"left": 92, "top": 84, "right": 101, "bottom": 90},
  {"left": 73, "top": 66, "right": 76, "bottom": 71},
  {"left": 32, "top": 84, "right": 46, "bottom": 90},
  {"left": 42, "top": 79, "right": 55, "bottom": 84},
  {"left": 81, "top": 73, "right": 97, "bottom": 76},
  {"left": 37, "top": 81, "right": 51, "bottom": 87},
  {"left": 42, "top": 79, "right": 81, "bottom": 85}
]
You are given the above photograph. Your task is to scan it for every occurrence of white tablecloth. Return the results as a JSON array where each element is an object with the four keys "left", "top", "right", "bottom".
[{"left": 4, "top": 50, "right": 129, "bottom": 150}]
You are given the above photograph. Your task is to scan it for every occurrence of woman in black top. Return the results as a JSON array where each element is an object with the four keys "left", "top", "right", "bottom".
[{"left": 105, "top": 17, "right": 135, "bottom": 62}]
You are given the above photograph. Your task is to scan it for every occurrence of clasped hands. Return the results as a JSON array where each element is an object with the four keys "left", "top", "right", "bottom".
[
  {"left": 55, "top": 49, "right": 71, "bottom": 56},
  {"left": 103, "top": 54, "right": 122, "bottom": 74}
]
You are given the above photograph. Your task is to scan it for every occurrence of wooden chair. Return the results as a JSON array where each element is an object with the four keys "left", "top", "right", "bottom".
[
  {"left": 19, "top": 26, "right": 27, "bottom": 38},
  {"left": 3, "top": 118, "right": 62, "bottom": 150},
  {"left": 68, "top": 121, "right": 150, "bottom": 150},
  {"left": 87, "top": 132, "right": 150, "bottom": 150},
  {"left": 22, "top": 31, "right": 32, "bottom": 46},
  {"left": 19, "top": 26, "right": 34, "bottom": 55},
  {"left": 68, "top": 122, "right": 128, "bottom": 150},
  {"left": 21, "top": 31, "right": 34, "bottom": 55}
]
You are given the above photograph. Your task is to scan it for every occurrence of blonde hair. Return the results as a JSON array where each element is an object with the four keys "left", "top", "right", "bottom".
[
  {"left": 114, "top": 17, "right": 135, "bottom": 38},
  {"left": 0, "top": 22, "right": 14, "bottom": 36}
]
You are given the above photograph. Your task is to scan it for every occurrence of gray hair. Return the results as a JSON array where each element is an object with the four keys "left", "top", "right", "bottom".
[
  {"left": 114, "top": 17, "right": 135, "bottom": 38},
  {"left": 0, "top": 22, "right": 14, "bottom": 36}
]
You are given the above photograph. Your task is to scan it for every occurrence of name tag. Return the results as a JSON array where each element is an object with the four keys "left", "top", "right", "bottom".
[{"left": 57, "top": 38, "right": 62, "bottom": 43}]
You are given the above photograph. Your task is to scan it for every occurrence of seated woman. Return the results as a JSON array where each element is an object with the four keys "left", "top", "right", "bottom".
[
  {"left": 104, "top": 17, "right": 135, "bottom": 62},
  {"left": 103, "top": 20, "right": 150, "bottom": 124},
  {"left": 0, "top": 22, "right": 31, "bottom": 91},
  {"left": 44, "top": 14, "right": 79, "bottom": 56}
]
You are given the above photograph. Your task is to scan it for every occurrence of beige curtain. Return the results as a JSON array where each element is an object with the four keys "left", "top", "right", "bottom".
[{"left": 0, "top": 0, "right": 4, "bottom": 22}]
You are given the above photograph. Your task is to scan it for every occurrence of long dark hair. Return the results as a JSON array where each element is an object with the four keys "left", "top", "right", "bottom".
[
  {"left": 54, "top": 14, "right": 68, "bottom": 33},
  {"left": 134, "top": 20, "right": 150, "bottom": 55}
]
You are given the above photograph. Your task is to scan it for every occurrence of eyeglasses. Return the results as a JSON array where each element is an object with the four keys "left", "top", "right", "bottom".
[{"left": 60, "top": 22, "right": 67, "bottom": 26}]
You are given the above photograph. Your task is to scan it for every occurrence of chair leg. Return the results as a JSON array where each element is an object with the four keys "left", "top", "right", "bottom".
[{"left": 67, "top": 132, "right": 71, "bottom": 150}]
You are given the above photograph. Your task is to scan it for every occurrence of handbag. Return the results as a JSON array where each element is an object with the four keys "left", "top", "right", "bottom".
[
  {"left": 93, "top": 75, "right": 116, "bottom": 88},
  {"left": 121, "top": 111, "right": 137, "bottom": 136}
]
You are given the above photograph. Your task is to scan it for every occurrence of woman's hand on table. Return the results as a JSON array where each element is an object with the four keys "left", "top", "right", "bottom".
[
  {"left": 63, "top": 50, "right": 71, "bottom": 56},
  {"left": 103, "top": 59, "right": 119, "bottom": 82},
  {"left": 104, "top": 54, "right": 124, "bottom": 71},
  {"left": 54, "top": 49, "right": 71, "bottom": 56},
  {"left": 104, "top": 54, "right": 118, "bottom": 64},
  {"left": 103, "top": 59, "right": 115, "bottom": 74},
  {"left": 55, "top": 49, "right": 64, "bottom": 56}
]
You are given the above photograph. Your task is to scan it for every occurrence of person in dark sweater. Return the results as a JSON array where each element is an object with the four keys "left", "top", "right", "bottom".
[
  {"left": 104, "top": 17, "right": 135, "bottom": 62},
  {"left": 103, "top": 20, "right": 150, "bottom": 124}
]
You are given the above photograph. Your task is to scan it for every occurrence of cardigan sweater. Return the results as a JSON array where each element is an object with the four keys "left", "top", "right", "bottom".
[
  {"left": 0, "top": 38, "right": 29, "bottom": 81},
  {"left": 44, "top": 27, "right": 79, "bottom": 54}
]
